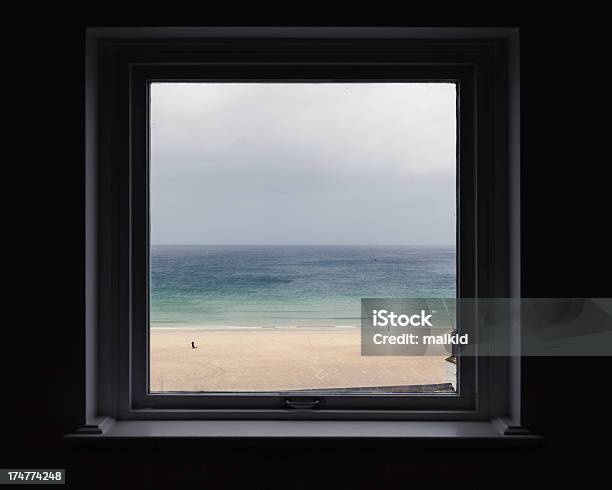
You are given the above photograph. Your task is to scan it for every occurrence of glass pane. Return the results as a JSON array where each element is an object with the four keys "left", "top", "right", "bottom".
[{"left": 149, "top": 83, "right": 457, "bottom": 393}]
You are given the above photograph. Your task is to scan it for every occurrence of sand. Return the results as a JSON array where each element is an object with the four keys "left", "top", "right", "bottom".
[{"left": 150, "top": 326, "right": 449, "bottom": 392}]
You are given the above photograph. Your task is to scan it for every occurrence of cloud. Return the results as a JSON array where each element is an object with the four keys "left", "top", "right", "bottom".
[{"left": 150, "top": 83, "right": 456, "bottom": 245}]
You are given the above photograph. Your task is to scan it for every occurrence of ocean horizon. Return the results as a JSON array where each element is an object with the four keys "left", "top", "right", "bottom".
[{"left": 150, "top": 245, "right": 456, "bottom": 328}]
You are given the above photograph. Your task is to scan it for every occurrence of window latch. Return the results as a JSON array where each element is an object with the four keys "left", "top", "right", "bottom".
[{"left": 284, "top": 397, "right": 321, "bottom": 410}]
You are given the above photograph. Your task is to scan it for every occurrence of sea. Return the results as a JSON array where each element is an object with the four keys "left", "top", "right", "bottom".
[{"left": 150, "top": 245, "right": 456, "bottom": 328}]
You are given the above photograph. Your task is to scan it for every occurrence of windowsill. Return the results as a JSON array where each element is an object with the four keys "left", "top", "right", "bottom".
[{"left": 64, "top": 418, "right": 541, "bottom": 445}]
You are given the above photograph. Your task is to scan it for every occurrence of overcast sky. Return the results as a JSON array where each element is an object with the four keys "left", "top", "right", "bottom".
[{"left": 150, "top": 83, "right": 456, "bottom": 245}]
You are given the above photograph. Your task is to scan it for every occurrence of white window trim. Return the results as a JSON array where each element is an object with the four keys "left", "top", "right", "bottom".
[{"left": 76, "top": 27, "right": 530, "bottom": 441}]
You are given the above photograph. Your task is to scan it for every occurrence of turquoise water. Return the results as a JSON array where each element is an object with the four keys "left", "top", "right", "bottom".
[{"left": 150, "top": 245, "right": 456, "bottom": 328}]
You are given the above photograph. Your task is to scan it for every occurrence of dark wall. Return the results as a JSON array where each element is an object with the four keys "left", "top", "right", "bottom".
[{"left": 4, "top": 2, "right": 611, "bottom": 488}]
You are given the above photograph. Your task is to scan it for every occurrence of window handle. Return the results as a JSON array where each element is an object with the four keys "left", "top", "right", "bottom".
[{"left": 284, "top": 398, "right": 321, "bottom": 409}]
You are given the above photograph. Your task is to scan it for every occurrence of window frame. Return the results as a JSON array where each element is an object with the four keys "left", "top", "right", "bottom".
[{"left": 85, "top": 28, "right": 522, "bottom": 431}]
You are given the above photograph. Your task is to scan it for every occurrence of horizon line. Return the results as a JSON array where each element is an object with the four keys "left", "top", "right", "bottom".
[{"left": 150, "top": 243, "right": 456, "bottom": 247}]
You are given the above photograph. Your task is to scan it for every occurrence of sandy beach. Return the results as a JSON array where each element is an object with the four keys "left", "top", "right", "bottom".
[{"left": 150, "top": 326, "right": 449, "bottom": 392}]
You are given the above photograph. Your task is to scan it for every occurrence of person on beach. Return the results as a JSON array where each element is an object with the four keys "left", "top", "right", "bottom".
[{"left": 191, "top": 341, "right": 197, "bottom": 349}]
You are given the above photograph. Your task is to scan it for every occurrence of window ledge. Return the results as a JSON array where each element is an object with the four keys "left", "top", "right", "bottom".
[{"left": 64, "top": 417, "right": 540, "bottom": 445}]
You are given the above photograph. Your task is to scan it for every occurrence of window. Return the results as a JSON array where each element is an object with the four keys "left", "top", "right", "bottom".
[
  {"left": 85, "top": 29, "right": 523, "bottom": 433},
  {"left": 149, "top": 82, "right": 457, "bottom": 394}
]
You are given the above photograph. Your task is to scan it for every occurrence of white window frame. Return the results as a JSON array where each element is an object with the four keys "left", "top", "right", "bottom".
[{"left": 76, "top": 27, "right": 532, "bottom": 441}]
